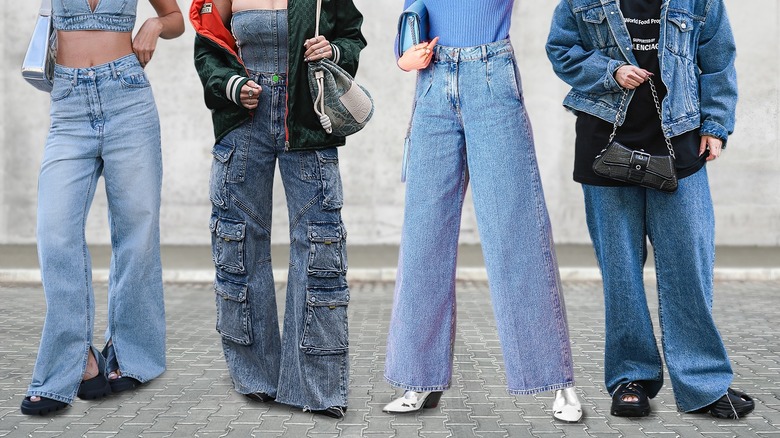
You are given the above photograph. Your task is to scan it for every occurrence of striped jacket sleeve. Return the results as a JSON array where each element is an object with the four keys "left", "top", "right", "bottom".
[{"left": 194, "top": 35, "right": 251, "bottom": 109}]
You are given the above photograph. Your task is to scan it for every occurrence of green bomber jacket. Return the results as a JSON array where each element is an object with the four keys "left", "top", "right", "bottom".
[{"left": 190, "top": 0, "right": 367, "bottom": 149}]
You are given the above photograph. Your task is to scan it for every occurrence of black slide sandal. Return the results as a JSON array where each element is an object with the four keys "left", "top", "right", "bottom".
[
  {"left": 611, "top": 382, "right": 651, "bottom": 417},
  {"left": 77, "top": 369, "right": 112, "bottom": 400},
  {"left": 102, "top": 343, "right": 142, "bottom": 393}
]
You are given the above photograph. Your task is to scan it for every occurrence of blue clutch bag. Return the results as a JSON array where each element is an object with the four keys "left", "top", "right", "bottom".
[{"left": 396, "top": 0, "right": 429, "bottom": 58}]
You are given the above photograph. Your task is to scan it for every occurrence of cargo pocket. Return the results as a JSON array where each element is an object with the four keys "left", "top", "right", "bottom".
[
  {"left": 210, "top": 142, "right": 235, "bottom": 209},
  {"left": 213, "top": 217, "right": 247, "bottom": 274},
  {"left": 215, "top": 275, "right": 252, "bottom": 345},
  {"left": 316, "top": 149, "right": 343, "bottom": 211},
  {"left": 300, "top": 285, "right": 349, "bottom": 355},
  {"left": 307, "top": 222, "right": 347, "bottom": 278}
]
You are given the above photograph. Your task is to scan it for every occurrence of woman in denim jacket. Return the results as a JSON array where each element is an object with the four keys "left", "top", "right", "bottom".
[
  {"left": 382, "top": 0, "right": 582, "bottom": 422},
  {"left": 21, "top": 0, "right": 184, "bottom": 416},
  {"left": 547, "top": 0, "right": 753, "bottom": 419}
]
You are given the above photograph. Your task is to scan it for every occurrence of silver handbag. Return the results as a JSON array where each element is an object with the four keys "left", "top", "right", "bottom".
[
  {"left": 308, "top": 0, "right": 374, "bottom": 136},
  {"left": 22, "top": 0, "right": 57, "bottom": 93}
]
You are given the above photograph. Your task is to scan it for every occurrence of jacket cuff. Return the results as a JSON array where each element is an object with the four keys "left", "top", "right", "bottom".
[
  {"left": 224, "top": 75, "right": 251, "bottom": 106},
  {"left": 700, "top": 119, "right": 729, "bottom": 143},
  {"left": 330, "top": 43, "right": 342, "bottom": 64},
  {"left": 606, "top": 60, "right": 627, "bottom": 92}
]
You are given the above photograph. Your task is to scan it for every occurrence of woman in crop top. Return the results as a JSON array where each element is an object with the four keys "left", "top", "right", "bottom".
[
  {"left": 20, "top": 0, "right": 183, "bottom": 416},
  {"left": 382, "top": 0, "right": 583, "bottom": 422}
]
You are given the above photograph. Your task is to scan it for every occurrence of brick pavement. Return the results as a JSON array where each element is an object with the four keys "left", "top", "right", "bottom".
[{"left": 0, "top": 281, "right": 778, "bottom": 437}]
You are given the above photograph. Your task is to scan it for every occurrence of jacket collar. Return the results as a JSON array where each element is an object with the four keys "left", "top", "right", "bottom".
[{"left": 190, "top": 0, "right": 239, "bottom": 57}]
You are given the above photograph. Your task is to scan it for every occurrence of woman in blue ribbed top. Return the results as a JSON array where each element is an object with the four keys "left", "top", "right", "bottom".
[{"left": 383, "top": 1, "right": 583, "bottom": 422}]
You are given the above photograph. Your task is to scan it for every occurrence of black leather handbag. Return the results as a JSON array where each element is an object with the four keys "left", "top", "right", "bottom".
[{"left": 592, "top": 78, "right": 678, "bottom": 193}]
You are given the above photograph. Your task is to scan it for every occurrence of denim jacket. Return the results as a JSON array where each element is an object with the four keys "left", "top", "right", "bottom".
[{"left": 546, "top": 0, "right": 737, "bottom": 141}]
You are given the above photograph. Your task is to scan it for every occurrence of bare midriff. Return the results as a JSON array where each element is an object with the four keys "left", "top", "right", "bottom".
[
  {"left": 56, "top": 31, "right": 133, "bottom": 68},
  {"left": 232, "top": 0, "right": 287, "bottom": 12}
]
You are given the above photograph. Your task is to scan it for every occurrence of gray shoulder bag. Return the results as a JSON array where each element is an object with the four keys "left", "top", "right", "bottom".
[{"left": 307, "top": 0, "right": 374, "bottom": 137}]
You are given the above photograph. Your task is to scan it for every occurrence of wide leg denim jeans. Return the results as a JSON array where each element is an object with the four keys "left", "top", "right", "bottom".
[
  {"left": 28, "top": 54, "right": 165, "bottom": 404},
  {"left": 385, "top": 40, "right": 575, "bottom": 395},
  {"left": 208, "top": 70, "right": 349, "bottom": 411},
  {"left": 582, "top": 167, "right": 733, "bottom": 412}
]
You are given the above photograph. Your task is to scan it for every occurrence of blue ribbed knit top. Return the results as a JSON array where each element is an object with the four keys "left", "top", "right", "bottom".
[{"left": 402, "top": 0, "right": 514, "bottom": 47}]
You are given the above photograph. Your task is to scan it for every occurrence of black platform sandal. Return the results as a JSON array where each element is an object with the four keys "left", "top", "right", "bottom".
[
  {"left": 20, "top": 396, "right": 69, "bottom": 416},
  {"left": 611, "top": 382, "right": 651, "bottom": 417},
  {"left": 694, "top": 388, "right": 755, "bottom": 419},
  {"left": 102, "top": 343, "right": 142, "bottom": 393},
  {"left": 78, "top": 349, "right": 112, "bottom": 400}
]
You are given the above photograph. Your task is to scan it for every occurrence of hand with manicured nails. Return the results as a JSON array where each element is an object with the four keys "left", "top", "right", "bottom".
[
  {"left": 304, "top": 35, "right": 332, "bottom": 62},
  {"left": 700, "top": 135, "right": 723, "bottom": 161},
  {"left": 240, "top": 80, "right": 262, "bottom": 110},
  {"left": 398, "top": 37, "right": 440, "bottom": 72},
  {"left": 614, "top": 65, "right": 653, "bottom": 89}
]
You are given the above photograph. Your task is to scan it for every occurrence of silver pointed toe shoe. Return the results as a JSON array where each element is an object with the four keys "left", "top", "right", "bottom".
[
  {"left": 552, "top": 387, "right": 583, "bottom": 422},
  {"left": 382, "top": 390, "right": 443, "bottom": 413}
]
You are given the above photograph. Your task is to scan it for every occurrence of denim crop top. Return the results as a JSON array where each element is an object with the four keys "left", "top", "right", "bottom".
[{"left": 53, "top": 0, "right": 137, "bottom": 32}]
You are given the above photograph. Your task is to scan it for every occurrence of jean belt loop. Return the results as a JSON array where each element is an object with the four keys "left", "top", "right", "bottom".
[
  {"left": 71, "top": 69, "right": 78, "bottom": 85},
  {"left": 453, "top": 48, "right": 460, "bottom": 63},
  {"left": 110, "top": 61, "right": 118, "bottom": 79},
  {"left": 481, "top": 45, "right": 488, "bottom": 62}
]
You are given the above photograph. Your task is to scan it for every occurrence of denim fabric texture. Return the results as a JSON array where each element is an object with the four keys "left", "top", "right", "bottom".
[
  {"left": 209, "top": 10, "right": 349, "bottom": 411},
  {"left": 29, "top": 54, "right": 165, "bottom": 404},
  {"left": 53, "top": 0, "right": 137, "bottom": 32},
  {"left": 582, "top": 167, "right": 733, "bottom": 412},
  {"left": 546, "top": 0, "right": 737, "bottom": 141},
  {"left": 385, "top": 40, "right": 575, "bottom": 395}
]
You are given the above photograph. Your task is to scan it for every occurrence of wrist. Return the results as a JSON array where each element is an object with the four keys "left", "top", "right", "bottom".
[{"left": 148, "top": 17, "right": 164, "bottom": 35}]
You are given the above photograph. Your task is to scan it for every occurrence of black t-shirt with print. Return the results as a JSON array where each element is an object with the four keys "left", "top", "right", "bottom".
[{"left": 573, "top": 0, "right": 704, "bottom": 186}]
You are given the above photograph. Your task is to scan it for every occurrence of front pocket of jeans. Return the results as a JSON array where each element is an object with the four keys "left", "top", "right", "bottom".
[
  {"left": 300, "top": 285, "right": 349, "bottom": 355},
  {"left": 119, "top": 66, "right": 151, "bottom": 88},
  {"left": 307, "top": 222, "right": 346, "bottom": 277},
  {"left": 488, "top": 54, "right": 523, "bottom": 102},
  {"left": 214, "top": 274, "right": 252, "bottom": 345},
  {"left": 50, "top": 77, "right": 74, "bottom": 102},
  {"left": 213, "top": 217, "right": 246, "bottom": 274}
]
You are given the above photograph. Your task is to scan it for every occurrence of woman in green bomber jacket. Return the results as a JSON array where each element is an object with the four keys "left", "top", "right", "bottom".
[{"left": 190, "top": 0, "right": 366, "bottom": 418}]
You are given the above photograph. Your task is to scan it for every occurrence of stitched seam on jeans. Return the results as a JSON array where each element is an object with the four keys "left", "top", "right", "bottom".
[
  {"left": 231, "top": 193, "right": 271, "bottom": 233},
  {"left": 289, "top": 194, "right": 319, "bottom": 232}
]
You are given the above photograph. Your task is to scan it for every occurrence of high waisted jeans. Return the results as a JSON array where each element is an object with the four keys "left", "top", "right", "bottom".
[
  {"left": 209, "top": 9, "right": 349, "bottom": 411},
  {"left": 28, "top": 54, "right": 165, "bottom": 404},
  {"left": 385, "top": 40, "right": 575, "bottom": 395},
  {"left": 583, "top": 167, "right": 733, "bottom": 412}
]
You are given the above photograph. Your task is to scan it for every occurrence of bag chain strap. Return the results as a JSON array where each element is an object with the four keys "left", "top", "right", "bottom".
[{"left": 604, "top": 77, "right": 676, "bottom": 160}]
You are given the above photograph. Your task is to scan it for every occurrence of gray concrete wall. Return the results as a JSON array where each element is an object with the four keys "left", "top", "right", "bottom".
[{"left": 2, "top": 0, "right": 778, "bottom": 247}]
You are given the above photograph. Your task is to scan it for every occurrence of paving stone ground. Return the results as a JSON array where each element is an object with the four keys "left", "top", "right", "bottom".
[{"left": 0, "top": 281, "right": 778, "bottom": 437}]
